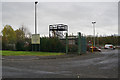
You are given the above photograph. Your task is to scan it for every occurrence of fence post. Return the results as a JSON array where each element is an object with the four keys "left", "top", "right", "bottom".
[
  {"left": 81, "top": 36, "right": 83, "bottom": 53},
  {"left": 78, "top": 32, "right": 81, "bottom": 55},
  {"left": 66, "top": 33, "right": 68, "bottom": 54},
  {"left": 82, "top": 37, "right": 87, "bottom": 53},
  {"left": 84, "top": 37, "right": 87, "bottom": 53}
]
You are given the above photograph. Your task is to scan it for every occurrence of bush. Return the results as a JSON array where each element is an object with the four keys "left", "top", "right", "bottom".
[
  {"left": 40, "top": 37, "right": 65, "bottom": 52},
  {"left": 16, "top": 41, "right": 25, "bottom": 51}
]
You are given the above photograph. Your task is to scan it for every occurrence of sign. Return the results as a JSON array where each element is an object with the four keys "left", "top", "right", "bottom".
[{"left": 31, "top": 34, "right": 40, "bottom": 44}]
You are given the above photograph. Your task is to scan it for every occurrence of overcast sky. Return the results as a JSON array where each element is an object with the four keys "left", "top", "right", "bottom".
[{"left": 0, "top": 1, "right": 118, "bottom": 36}]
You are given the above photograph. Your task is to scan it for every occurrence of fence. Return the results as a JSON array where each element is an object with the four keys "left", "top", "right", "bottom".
[{"left": 31, "top": 32, "right": 87, "bottom": 54}]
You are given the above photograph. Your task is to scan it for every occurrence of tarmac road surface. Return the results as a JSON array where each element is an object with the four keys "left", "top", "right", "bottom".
[{"left": 2, "top": 49, "right": 119, "bottom": 78}]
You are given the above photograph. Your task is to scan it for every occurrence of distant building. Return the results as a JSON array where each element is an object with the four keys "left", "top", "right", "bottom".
[
  {"left": 60, "top": 35, "right": 77, "bottom": 45},
  {"left": 49, "top": 24, "right": 68, "bottom": 39},
  {"left": 67, "top": 35, "right": 77, "bottom": 45},
  {"left": 87, "top": 35, "right": 93, "bottom": 37}
]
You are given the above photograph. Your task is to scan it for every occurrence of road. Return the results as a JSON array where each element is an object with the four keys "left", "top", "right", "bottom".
[{"left": 2, "top": 49, "right": 119, "bottom": 78}]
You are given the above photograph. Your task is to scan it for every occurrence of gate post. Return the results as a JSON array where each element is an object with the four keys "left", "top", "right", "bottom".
[
  {"left": 78, "top": 32, "right": 81, "bottom": 55},
  {"left": 82, "top": 37, "right": 87, "bottom": 53},
  {"left": 84, "top": 37, "right": 87, "bottom": 53},
  {"left": 66, "top": 33, "right": 68, "bottom": 54}
]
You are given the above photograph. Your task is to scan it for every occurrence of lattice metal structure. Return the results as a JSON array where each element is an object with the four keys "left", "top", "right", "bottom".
[{"left": 49, "top": 24, "right": 68, "bottom": 39}]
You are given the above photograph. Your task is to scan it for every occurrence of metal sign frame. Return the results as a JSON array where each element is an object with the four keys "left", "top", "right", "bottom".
[{"left": 31, "top": 34, "right": 40, "bottom": 44}]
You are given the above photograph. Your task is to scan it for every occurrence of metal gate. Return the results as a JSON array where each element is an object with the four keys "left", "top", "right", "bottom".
[{"left": 66, "top": 32, "right": 87, "bottom": 54}]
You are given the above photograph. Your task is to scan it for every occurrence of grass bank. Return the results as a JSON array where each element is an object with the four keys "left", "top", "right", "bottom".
[{"left": 1, "top": 50, "right": 65, "bottom": 56}]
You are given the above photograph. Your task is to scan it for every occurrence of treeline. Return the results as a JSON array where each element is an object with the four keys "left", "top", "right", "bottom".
[
  {"left": 2, "top": 25, "right": 31, "bottom": 51},
  {"left": 1, "top": 25, "right": 119, "bottom": 52},
  {"left": 1, "top": 25, "right": 66, "bottom": 52},
  {"left": 86, "top": 35, "right": 119, "bottom": 46}
]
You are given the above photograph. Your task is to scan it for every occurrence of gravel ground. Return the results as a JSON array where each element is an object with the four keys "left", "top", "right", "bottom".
[{"left": 2, "top": 49, "right": 119, "bottom": 78}]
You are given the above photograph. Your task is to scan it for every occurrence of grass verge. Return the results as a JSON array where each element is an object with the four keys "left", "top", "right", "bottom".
[{"left": 1, "top": 50, "right": 65, "bottom": 56}]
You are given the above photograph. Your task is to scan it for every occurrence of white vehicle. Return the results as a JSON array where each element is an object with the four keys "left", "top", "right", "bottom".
[{"left": 104, "top": 44, "right": 115, "bottom": 49}]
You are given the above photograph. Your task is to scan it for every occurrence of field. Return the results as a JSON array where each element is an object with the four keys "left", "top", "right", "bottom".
[{"left": 1, "top": 50, "right": 65, "bottom": 56}]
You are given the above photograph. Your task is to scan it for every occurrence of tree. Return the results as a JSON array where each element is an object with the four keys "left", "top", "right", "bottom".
[
  {"left": 20, "top": 25, "right": 32, "bottom": 38},
  {"left": 2, "top": 25, "right": 16, "bottom": 44},
  {"left": 15, "top": 29, "right": 25, "bottom": 41},
  {"left": 15, "top": 25, "right": 31, "bottom": 51},
  {"left": 2, "top": 25, "right": 16, "bottom": 50},
  {"left": 86, "top": 34, "right": 119, "bottom": 46}
]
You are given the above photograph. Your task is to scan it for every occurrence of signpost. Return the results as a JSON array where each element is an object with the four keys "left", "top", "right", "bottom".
[
  {"left": 32, "top": 34, "right": 40, "bottom": 44},
  {"left": 31, "top": 34, "right": 40, "bottom": 51}
]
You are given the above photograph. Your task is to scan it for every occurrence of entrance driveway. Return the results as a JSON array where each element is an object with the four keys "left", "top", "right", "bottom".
[{"left": 2, "top": 49, "right": 118, "bottom": 78}]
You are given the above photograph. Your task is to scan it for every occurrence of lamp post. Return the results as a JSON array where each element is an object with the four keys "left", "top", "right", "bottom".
[
  {"left": 35, "top": 1, "right": 38, "bottom": 34},
  {"left": 97, "top": 33, "right": 99, "bottom": 46},
  {"left": 34, "top": 1, "right": 38, "bottom": 51},
  {"left": 92, "top": 21, "right": 96, "bottom": 47}
]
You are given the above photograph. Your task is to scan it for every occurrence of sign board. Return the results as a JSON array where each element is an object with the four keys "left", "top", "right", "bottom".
[{"left": 31, "top": 34, "right": 40, "bottom": 44}]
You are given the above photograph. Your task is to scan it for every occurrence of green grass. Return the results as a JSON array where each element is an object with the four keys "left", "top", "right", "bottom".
[{"left": 0, "top": 50, "right": 65, "bottom": 56}]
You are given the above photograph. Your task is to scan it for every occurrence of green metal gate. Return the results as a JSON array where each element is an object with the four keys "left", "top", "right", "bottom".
[{"left": 66, "top": 32, "right": 87, "bottom": 54}]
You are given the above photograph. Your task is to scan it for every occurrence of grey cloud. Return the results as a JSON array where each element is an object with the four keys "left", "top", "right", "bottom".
[
  {"left": 2, "top": 2, "right": 118, "bottom": 36},
  {"left": 38, "top": 2, "right": 118, "bottom": 35},
  {"left": 2, "top": 2, "right": 34, "bottom": 31}
]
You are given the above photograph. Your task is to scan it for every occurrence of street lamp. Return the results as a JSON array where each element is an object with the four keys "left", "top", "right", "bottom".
[
  {"left": 92, "top": 21, "right": 96, "bottom": 47},
  {"left": 35, "top": 1, "right": 38, "bottom": 34},
  {"left": 97, "top": 33, "right": 99, "bottom": 46}
]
